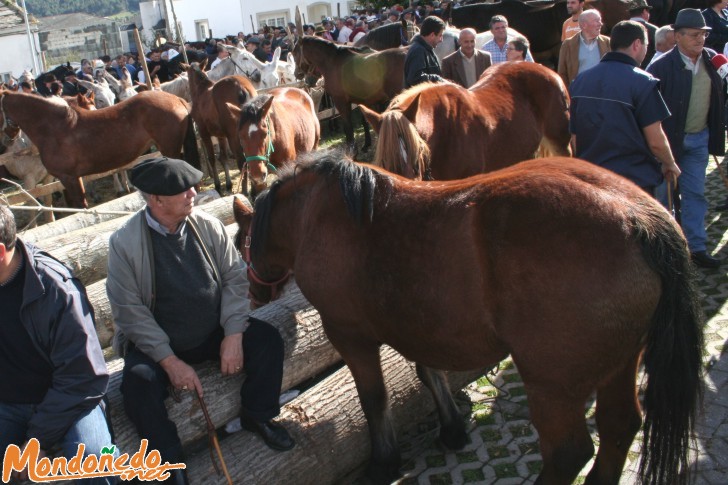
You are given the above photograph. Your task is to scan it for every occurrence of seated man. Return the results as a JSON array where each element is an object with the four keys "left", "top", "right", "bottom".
[
  {"left": 0, "top": 205, "right": 115, "bottom": 484},
  {"left": 106, "top": 157, "right": 293, "bottom": 485}
]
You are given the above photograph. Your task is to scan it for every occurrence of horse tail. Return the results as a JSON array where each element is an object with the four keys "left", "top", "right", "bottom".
[
  {"left": 636, "top": 210, "right": 703, "bottom": 485},
  {"left": 373, "top": 109, "right": 431, "bottom": 180},
  {"left": 182, "top": 115, "right": 201, "bottom": 171}
]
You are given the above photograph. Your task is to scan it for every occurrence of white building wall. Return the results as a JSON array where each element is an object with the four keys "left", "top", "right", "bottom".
[
  {"left": 141, "top": 0, "right": 351, "bottom": 44},
  {"left": 0, "top": 32, "right": 42, "bottom": 79}
]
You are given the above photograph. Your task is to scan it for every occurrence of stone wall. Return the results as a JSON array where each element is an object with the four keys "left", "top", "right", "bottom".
[{"left": 39, "top": 22, "right": 123, "bottom": 66}]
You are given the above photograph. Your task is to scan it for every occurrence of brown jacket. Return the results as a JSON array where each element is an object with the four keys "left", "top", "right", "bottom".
[
  {"left": 558, "top": 34, "right": 610, "bottom": 87},
  {"left": 441, "top": 49, "right": 492, "bottom": 88}
]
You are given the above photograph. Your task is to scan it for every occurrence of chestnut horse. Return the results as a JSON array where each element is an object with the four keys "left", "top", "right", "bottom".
[
  {"left": 237, "top": 87, "right": 320, "bottom": 198},
  {"left": 360, "top": 62, "right": 571, "bottom": 180},
  {"left": 0, "top": 89, "right": 199, "bottom": 207},
  {"left": 234, "top": 153, "right": 702, "bottom": 485},
  {"left": 291, "top": 19, "right": 406, "bottom": 153},
  {"left": 186, "top": 61, "right": 257, "bottom": 194}
]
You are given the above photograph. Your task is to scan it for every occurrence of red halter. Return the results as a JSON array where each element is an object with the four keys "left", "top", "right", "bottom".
[{"left": 243, "top": 225, "right": 291, "bottom": 306}]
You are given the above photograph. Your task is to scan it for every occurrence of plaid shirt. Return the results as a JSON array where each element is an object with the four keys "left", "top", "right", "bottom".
[{"left": 482, "top": 38, "right": 534, "bottom": 64}]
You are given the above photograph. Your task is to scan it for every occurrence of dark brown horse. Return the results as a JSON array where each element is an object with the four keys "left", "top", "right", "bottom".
[
  {"left": 360, "top": 62, "right": 571, "bottom": 180},
  {"left": 353, "top": 19, "right": 419, "bottom": 50},
  {"left": 186, "top": 61, "right": 257, "bottom": 194},
  {"left": 0, "top": 89, "right": 199, "bottom": 207},
  {"left": 237, "top": 87, "right": 320, "bottom": 198},
  {"left": 234, "top": 153, "right": 702, "bottom": 485},
  {"left": 291, "top": 16, "right": 406, "bottom": 153}
]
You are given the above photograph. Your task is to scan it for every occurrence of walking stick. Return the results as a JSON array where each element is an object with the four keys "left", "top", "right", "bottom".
[
  {"left": 666, "top": 172, "right": 676, "bottom": 218},
  {"left": 712, "top": 155, "right": 728, "bottom": 191},
  {"left": 196, "top": 391, "right": 233, "bottom": 485}
]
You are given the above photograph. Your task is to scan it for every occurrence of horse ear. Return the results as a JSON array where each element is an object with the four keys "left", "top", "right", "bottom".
[
  {"left": 295, "top": 6, "right": 303, "bottom": 39},
  {"left": 272, "top": 46, "right": 281, "bottom": 64},
  {"left": 401, "top": 95, "right": 421, "bottom": 122},
  {"left": 226, "top": 102, "right": 242, "bottom": 119},
  {"left": 86, "top": 90, "right": 95, "bottom": 101},
  {"left": 359, "top": 105, "right": 383, "bottom": 133},
  {"left": 180, "top": 62, "right": 190, "bottom": 71},
  {"left": 261, "top": 96, "right": 275, "bottom": 118},
  {"left": 200, "top": 57, "right": 209, "bottom": 70},
  {"left": 233, "top": 195, "right": 254, "bottom": 232}
]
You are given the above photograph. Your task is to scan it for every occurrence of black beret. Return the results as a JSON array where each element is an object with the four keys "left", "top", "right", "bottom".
[{"left": 130, "top": 156, "right": 203, "bottom": 195}]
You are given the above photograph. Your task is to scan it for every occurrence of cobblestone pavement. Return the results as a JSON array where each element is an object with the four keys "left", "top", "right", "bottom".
[{"left": 393, "top": 165, "right": 728, "bottom": 485}]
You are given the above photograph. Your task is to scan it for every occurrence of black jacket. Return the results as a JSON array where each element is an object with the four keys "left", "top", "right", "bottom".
[
  {"left": 17, "top": 241, "right": 109, "bottom": 450},
  {"left": 647, "top": 47, "right": 726, "bottom": 157},
  {"left": 404, "top": 35, "right": 444, "bottom": 88}
]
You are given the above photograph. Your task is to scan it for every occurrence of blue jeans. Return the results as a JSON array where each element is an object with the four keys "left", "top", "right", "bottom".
[
  {"left": 656, "top": 128, "right": 710, "bottom": 252},
  {"left": 0, "top": 402, "right": 117, "bottom": 484}
]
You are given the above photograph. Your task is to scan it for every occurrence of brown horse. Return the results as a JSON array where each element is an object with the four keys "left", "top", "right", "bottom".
[
  {"left": 360, "top": 62, "right": 571, "bottom": 180},
  {"left": 234, "top": 153, "right": 702, "bottom": 485},
  {"left": 0, "top": 89, "right": 199, "bottom": 208},
  {"left": 291, "top": 12, "right": 406, "bottom": 153},
  {"left": 237, "top": 87, "right": 320, "bottom": 198},
  {"left": 186, "top": 60, "right": 257, "bottom": 194}
]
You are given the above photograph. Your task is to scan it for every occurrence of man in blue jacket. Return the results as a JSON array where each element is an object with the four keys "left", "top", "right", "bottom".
[
  {"left": 404, "top": 15, "right": 446, "bottom": 87},
  {"left": 570, "top": 20, "right": 681, "bottom": 195},
  {"left": 647, "top": 8, "right": 725, "bottom": 268},
  {"left": 0, "top": 205, "right": 115, "bottom": 484}
]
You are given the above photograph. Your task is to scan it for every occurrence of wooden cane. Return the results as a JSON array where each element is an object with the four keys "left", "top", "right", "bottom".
[
  {"left": 712, "top": 155, "right": 728, "bottom": 191},
  {"left": 196, "top": 391, "right": 233, "bottom": 485},
  {"left": 666, "top": 172, "right": 675, "bottom": 218}
]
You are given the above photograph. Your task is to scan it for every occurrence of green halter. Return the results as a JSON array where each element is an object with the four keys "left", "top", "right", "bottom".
[{"left": 244, "top": 116, "right": 277, "bottom": 173}]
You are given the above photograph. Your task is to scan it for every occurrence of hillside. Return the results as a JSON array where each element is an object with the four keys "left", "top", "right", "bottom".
[{"left": 22, "top": 0, "right": 141, "bottom": 18}]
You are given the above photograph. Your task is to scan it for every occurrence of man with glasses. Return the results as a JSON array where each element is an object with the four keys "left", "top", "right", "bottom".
[
  {"left": 483, "top": 15, "right": 534, "bottom": 64},
  {"left": 647, "top": 9, "right": 725, "bottom": 268}
]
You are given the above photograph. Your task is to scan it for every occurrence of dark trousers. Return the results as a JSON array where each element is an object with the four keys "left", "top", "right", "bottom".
[{"left": 120, "top": 318, "right": 284, "bottom": 468}]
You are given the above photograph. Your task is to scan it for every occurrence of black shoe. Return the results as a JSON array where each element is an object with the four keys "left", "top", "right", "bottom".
[
  {"left": 691, "top": 251, "right": 721, "bottom": 269},
  {"left": 240, "top": 418, "right": 295, "bottom": 451}
]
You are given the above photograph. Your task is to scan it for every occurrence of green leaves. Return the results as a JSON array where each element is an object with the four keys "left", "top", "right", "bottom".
[{"left": 101, "top": 445, "right": 115, "bottom": 455}]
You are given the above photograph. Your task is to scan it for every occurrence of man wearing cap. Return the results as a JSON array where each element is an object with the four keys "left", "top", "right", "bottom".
[
  {"left": 570, "top": 21, "right": 680, "bottom": 196},
  {"left": 107, "top": 157, "right": 294, "bottom": 484},
  {"left": 0, "top": 205, "right": 116, "bottom": 485},
  {"left": 628, "top": 0, "right": 658, "bottom": 68},
  {"left": 647, "top": 9, "right": 725, "bottom": 268},
  {"left": 404, "top": 15, "right": 446, "bottom": 87}
]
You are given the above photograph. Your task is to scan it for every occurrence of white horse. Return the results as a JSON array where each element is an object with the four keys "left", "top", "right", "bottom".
[
  {"left": 277, "top": 52, "right": 298, "bottom": 85},
  {"left": 217, "top": 45, "right": 282, "bottom": 90},
  {"left": 78, "top": 78, "right": 116, "bottom": 109},
  {"left": 158, "top": 73, "right": 191, "bottom": 102},
  {"left": 118, "top": 66, "right": 138, "bottom": 101}
]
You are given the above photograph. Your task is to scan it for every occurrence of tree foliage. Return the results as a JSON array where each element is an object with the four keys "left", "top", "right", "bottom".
[{"left": 23, "top": 0, "right": 141, "bottom": 18}]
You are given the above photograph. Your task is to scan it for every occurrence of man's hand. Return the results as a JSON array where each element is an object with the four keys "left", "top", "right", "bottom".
[
  {"left": 159, "top": 355, "right": 203, "bottom": 396},
  {"left": 12, "top": 441, "right": 47, "bottom": 481},
  {"left": 661, "top": 161, "right": 681, "bottom": 188},
  {"left": 220, "top": 333, "right": 243, "bottom": 376}
]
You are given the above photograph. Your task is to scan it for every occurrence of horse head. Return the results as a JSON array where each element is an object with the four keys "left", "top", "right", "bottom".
[
  {"left": 360, "top": 97, "right": 431, "bottom": 181},
  {"left": 291, "top": 38, "right": 320, "bottom": 86},
  {"left": 258, "top": 47, "right": 281, "bottom": 90},
  {"left": 277, "top": 53, "right": 297, "bottom": 85},
  {"left": 238, "top": 94, "right": 276, "bottom": 194},
  {"left": 0, "top": 90, "right": 21, "bottom": 147},
  {"left": 232, "top": 194, "right": 291, "bottom": 308}
]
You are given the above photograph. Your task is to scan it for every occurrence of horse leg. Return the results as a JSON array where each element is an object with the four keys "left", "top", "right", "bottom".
[
  {"left": 199, "top": 131, "right": 223, "bottom": 195},
  {"left": 337, "top": 103, "right": 356, "bottom": 155},
  {"left": 585, "top": 354, "right": 642, "bottom": 485},
  {"left": 527, "top": 390, "right": 594, "bottom": 484},
  {"left": 59, "top": 175, "right": 88, "bottom": 209},
  {"left": 415, "top": 365, "right": 467, "bottom": 449},
  {"left": 326, "top": 328, "right": 401, "bottom": 484},
  {"left": 361, "top": 112, "right": 372, "bottom": 153}
]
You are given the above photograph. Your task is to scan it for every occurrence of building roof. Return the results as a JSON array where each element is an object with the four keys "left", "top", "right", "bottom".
[
  {"left": 38, "top": 12, "right": 114, "bottom": 31},
  {"left": 0, "top": 0, "right": 38, "bottom": 35}
]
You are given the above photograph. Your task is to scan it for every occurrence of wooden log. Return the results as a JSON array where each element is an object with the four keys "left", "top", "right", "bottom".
[
  {"left": 185, "top": 347, "right": 486, "bottom": 484},
  {"left": 19, "top": 192, "right": 145, "bottom": 244},
  {"left": 34, "top": 196, "right": 237, "bottom": 286},
  {"left": 109, "top": 285, "right": 342, "bottom": 455}
]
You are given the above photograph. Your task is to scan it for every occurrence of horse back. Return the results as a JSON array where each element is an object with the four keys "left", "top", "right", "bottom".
[{"left": 268, "top": 87, "right": 320, "bottom": 156}]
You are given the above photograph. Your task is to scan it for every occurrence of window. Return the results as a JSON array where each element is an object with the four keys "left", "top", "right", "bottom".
[
  {"left": 257, "top": 10, "right": 288, "bottom": 28},
  {"left": 0, "top": 73, "right": 12, "bottom": 84},
  {"left": 194, "top": 20, "right": 209, "bottom": 41}
]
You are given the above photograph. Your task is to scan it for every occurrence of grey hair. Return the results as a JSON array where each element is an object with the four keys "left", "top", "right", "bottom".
[
  {"left": 579, "top": 9, "right": 601, "bottom": 28},
  {"left": 655, "top": 25, "right": 673, "bottom": 45}
]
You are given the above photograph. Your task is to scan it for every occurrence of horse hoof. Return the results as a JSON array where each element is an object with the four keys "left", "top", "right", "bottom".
[{"left": 439, "top": 421, "right": 468, "bottom": 450}]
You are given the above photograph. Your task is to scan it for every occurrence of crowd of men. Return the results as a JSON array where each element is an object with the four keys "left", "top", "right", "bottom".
[{"left": 2, "top": 2, "right": 728, "bottom": 482}]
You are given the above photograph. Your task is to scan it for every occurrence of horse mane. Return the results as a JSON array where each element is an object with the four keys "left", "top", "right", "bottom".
[
  {"left": 239, "top": 94, "right": 273, "bottom": 127},
  {"left": 374, "top": 108, "right": 431, "bottom": 180},
  {"left": 250, "top": 151, "right": 386, "bottom": 264},
  {"left": 354, "top": 23, "right": 403, "bottom": 50},
  {"left": 301, "top": 36, "right": 367, "bottom": 56}
]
